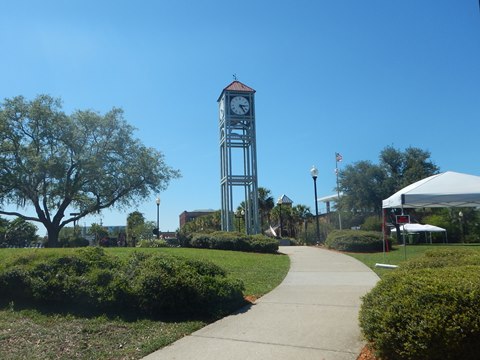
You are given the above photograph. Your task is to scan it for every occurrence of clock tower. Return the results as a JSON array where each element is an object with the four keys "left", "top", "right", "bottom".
[{"left": 218, "top": 80, "right": 260, "bottom": 234}]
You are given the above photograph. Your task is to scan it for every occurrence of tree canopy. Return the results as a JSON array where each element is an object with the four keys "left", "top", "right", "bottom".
[
  {"left": 0, "top": 95, "right": 180, "bottom": 247},
  {"left": 338, "top": 146, "right": 439, "bottom": 216},
  {"left": 0, "top": 216, "right": 38, "bottom": 247},
  {"left": 126, "top": 211, "right": 152, "bottom": 246}
]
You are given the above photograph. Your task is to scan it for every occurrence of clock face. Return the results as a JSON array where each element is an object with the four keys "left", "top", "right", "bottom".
[{"left": 230, "top": 96, "right": 250, "bottom": 115}]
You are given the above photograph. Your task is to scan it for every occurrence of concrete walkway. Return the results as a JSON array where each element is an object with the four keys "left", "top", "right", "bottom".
[{"left": 143, "top": 246, "right": 379, "bottom": 360}]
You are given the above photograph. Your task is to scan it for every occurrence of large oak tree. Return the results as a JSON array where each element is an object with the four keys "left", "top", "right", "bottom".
[
  {"left": 337, "top": 146, "right": 439, "bottom": 241},
  {"left": 338, "top": 146, "right": 439, "bottom": 216},
  {"left": 0, "top": 95, "right": 180, "bottom": 247}
]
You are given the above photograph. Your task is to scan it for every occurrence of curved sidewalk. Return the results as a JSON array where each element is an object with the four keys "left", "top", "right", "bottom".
[{"left": 143, "top": 246, "right": 379, "bottom": 360}]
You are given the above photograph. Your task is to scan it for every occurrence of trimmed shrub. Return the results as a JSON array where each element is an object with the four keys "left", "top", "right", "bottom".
[
  {"left": 249, "top": 234, "right": 280, "bottom": 253},
  {"left": 189, "top": 231, "right": 278, "bottom": 253},
  {"left": 20, "top": 247, "right": 124, "bottom": 310},
  {"left": 58, "top": 235, "right": 89, "bottom": 248},
  {"left": 183, "top": 258, "right": 226, "bottom": 277},
  {"left": 360, "top": 249, "right": 480, "bottom": 359},
  {"left": 401, "top": 248, "right": 480, "bottom": 270},
  {"left": 0, "top": 267, "right": 33, "bottom": 302},
  {"left": 176, "top": 230, "right": 193, "bottom": 247},
  {"left": 325, "top": 230, "right": 387, "bottom": 252},
  {"left": 190, "top": 232, "right": 214, "bottom": 249},
  {"left": 137, "top": 239, "right": 168, "bottom": 248},
  {"left": 361, "top": 216, "right": 382, "bottom": 232},
  {"left": 0, "top": 247, "right": 245, "bottom": 319},
  {"left": 360, "top": 266, "right": 480, "bottom": 360},
  {"left": 131, "top": 255, "right": 244, "bottom": 317}
]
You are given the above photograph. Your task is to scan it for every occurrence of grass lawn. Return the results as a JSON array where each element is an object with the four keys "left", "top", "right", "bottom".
[
  {"left": 347, "top": 243, "right": 480, "bottom": 277},
  {"left": 0, "top": 247, "right": 290, "bottom": 360}
]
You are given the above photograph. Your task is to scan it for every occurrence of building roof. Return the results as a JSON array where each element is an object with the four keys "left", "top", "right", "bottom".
[
  {"left": 217, "top": 80, "right": 255, "bottom": 101},
  {"left": 317, "top": 194, "right": 342, "bottom": 203},
  {"left": 277, "top": 194, "right": 293, "bottom": 205},
  {"left": 224, "top": 80, "right": 255, "bottom": 92}
]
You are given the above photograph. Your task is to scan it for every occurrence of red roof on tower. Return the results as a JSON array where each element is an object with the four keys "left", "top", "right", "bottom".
[
  {"left": 218, "top": 80, "right": 255, "bottom": 101},
  {"left": 224, "top": 80, "right": 255, "bottom": 92}
]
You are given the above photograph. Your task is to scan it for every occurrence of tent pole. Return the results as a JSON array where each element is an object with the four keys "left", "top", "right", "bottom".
[
  {"left": 384, "top": 209, "right": 389, "bottom": 253},
  {"left": 401, "top": 205, "right": 407, "bottom": 260},
  {"left": 382, "top": 209, "right": 386, "bottom": 262}
]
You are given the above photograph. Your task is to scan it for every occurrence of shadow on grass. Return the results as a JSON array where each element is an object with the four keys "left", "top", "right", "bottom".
[{"left": 0, "top": 296, "right": 252, "bottom": 324}]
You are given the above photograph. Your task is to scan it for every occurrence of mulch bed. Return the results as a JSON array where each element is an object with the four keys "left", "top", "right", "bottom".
[{"left": 357, "top": 345, "right": 378, "bottom": 360}]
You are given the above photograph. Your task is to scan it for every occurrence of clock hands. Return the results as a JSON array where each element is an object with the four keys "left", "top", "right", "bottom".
[{"left": 230, "top": 96, "right": 249, "bottom": 115}]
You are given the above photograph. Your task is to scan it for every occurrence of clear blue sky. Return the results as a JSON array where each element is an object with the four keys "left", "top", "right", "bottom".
[{"left": 1, "top": 1, "right": 479, "bottom": 233}]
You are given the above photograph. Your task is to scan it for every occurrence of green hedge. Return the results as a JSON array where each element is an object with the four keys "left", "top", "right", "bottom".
[
  {"left": 189, "top": 231, "right": 278, "bottom": 253},
  {"left": 360, "top": 249, "right": 480, "bottom": 360},
  {"left": 325, "top": 230, "right": 387, "bottom": 252},
  {"left": 136, "top": 239, "right": 169, "bottom": 248},
  {"left": 401, "top": 248, "right": 480, "bottom": 270},
  {"left": 0, "top": 247, "right": 245, "bottom": 319},
  {"left": 128, "top": 253, "right": 244, "bottom": 317}
]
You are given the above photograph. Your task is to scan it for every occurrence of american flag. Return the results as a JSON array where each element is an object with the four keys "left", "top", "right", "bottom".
[{"left": 335, "top": 152, "right": 343, "bottom": 162}]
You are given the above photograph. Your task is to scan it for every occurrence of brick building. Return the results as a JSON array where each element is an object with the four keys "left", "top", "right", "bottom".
[{"left": 179, "top": 210, "right": 215, "bottom": 228}]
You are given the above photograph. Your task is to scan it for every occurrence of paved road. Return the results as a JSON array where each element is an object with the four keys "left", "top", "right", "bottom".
[{"left": 143, "top": 246, "right": 379, "bottom": 360}]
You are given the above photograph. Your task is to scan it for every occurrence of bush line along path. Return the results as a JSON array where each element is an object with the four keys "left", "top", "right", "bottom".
[{"left": 0, "top": 247, "right": 290, "bottom": 360}]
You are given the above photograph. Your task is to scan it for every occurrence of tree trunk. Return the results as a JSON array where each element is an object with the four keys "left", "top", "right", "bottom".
[
  {"left": 386, "top": 210, "right": 403, "bottom": 245},
  {"left": 46, "top": 225, "right": 61, "bottom": 247}
]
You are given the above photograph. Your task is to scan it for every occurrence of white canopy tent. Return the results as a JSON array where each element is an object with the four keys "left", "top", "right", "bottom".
[
  {"left": 379, "top": 171, "right": 480, "bottom": 261},
  {"left": 382, "top": 171, "right": 480, "bottom": 209},
  {"left": 391, "top": 223, "right": 448, "bottom": 243},
  {"left": 391, "top": 223, "right": 446, "bottom": 233}
]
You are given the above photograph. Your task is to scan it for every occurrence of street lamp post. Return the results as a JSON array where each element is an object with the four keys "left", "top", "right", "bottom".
[
  {"left": 277, "top": 198, "right": 283, "bottom": 238},
  {"left": 156, "top": 196, "right": 161, "bottom": 239},
  {"left": 277, "top": 195, "right": 293, "bottom": 238},
  {"left": 236, "top": 209, "right": 245, "bottom": 232},
  {"left": 310, "top": 166, "right": 321, "bottom": 244}
]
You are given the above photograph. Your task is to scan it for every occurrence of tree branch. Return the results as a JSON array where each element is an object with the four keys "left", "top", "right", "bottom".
[{"left": 0, "top": 210, "right": 42, "bottom": 223}]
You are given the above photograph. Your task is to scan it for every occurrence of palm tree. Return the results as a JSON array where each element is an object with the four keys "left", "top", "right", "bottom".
[
  {"left": 292, "top": 204, "right": 312, "bottom": 242},
  {"left": 126, "top": 211, "right": 145, "bottom": 247},
  {"left": 258, "top": 187, "right": 274, "bottom": 231}
]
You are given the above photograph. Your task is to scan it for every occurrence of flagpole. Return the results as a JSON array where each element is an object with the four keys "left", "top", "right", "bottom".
[{"left": 335, "top": 153, "right": 343, "bottom": 230}]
